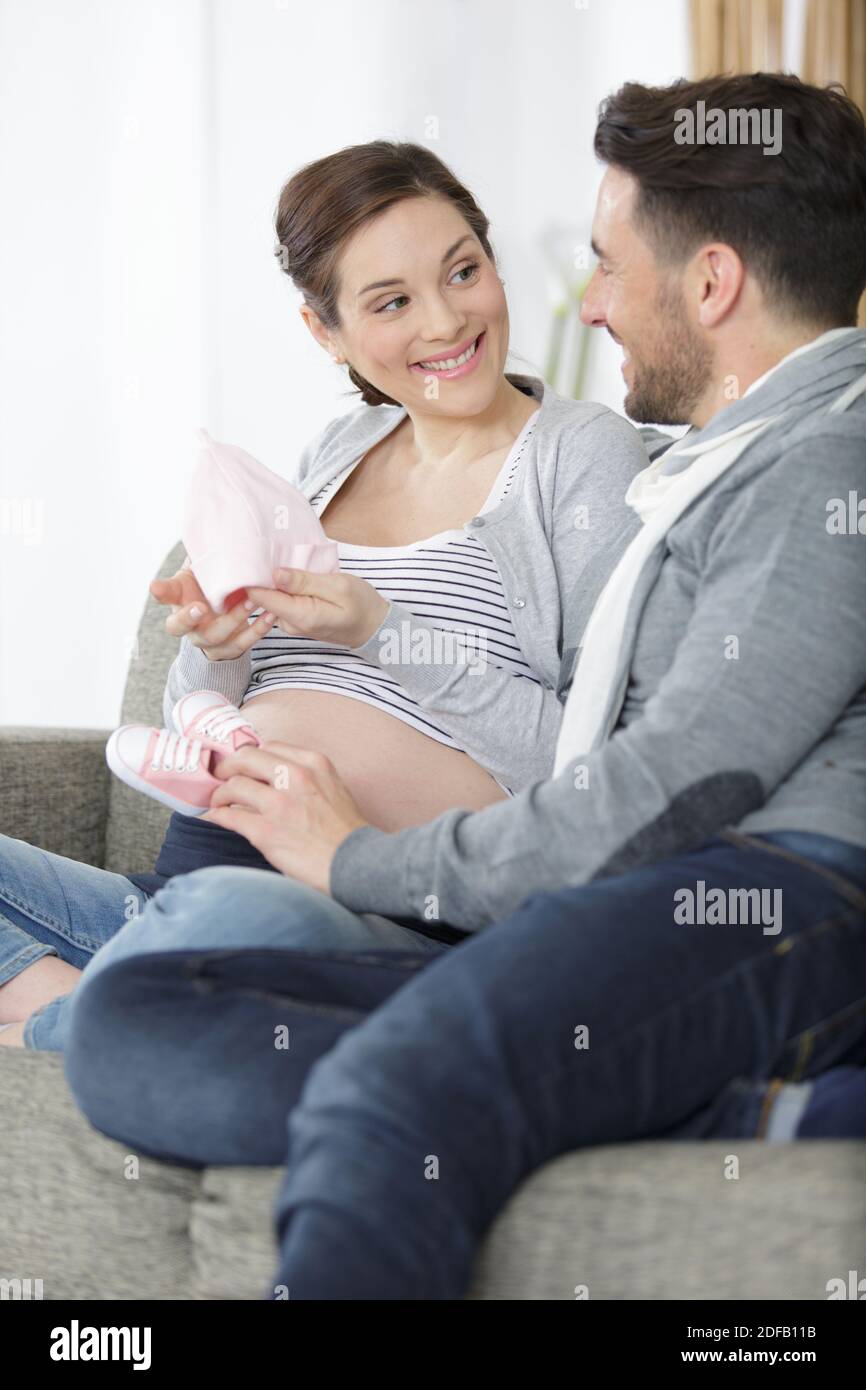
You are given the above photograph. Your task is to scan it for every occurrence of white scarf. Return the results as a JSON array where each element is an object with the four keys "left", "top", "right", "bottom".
[
  {"left": 552, "top": 413, "right": 777, "bottom": 775},
  {"left": 553, "top": 352, "right": 866, "bottom": 776}
]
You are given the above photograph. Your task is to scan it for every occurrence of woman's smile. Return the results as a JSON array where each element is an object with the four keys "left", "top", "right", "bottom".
[{"left": 409, "top": 330, "right": 486, "bottom": 380}]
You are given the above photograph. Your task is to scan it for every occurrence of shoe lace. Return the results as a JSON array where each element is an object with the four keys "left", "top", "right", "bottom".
[
  {"left": 194, "top": 705, "right": 251, "bottom": 743},
  {"left": 152, "top": 729, "right": 204, "bottom": 773}
]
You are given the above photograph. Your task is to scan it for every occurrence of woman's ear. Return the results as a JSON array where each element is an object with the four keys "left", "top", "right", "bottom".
[{"left": 299, "top": 303, "right": 335, "bottom": 356}]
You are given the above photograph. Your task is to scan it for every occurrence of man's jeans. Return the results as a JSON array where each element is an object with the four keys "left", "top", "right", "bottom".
[{"left": 65, "top": 829, "right": 866, "bottom": 1300}]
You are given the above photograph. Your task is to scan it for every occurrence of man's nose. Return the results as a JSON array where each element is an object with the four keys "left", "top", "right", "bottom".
[{"left": 579, "top": 268, "right": 607, "bottom": 328}]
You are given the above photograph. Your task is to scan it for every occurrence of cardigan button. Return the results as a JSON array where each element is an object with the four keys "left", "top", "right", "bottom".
[
  {"left": 513, "top": 597, "right": 526, "bottom": 608},
  {"left": 466, "top": 516, "right": 485, "bottom": 528}
]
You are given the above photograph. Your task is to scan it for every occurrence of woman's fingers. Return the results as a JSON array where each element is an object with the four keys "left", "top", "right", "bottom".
[
  {"left": 164, "top": 595, "right": 270, "bottom": 644},
  {"left": 197, "top": 607, "right": 275, "bottom": 660},
  {"left": 163, "top": 597, "right": 220, "bottom": 639},
  {"left": 192, "top": 597, "right": 260, "bottom": 645},
  {"left": 274, "top": 568, "right": 343, "bottom": 598},
  {"left": 247, "top": 580, "right": 328, "bottom": 632},
  {"left": 152, "top": 563, "right": 277, "bottom": 658},
  {"left": 151, "top": 566, "right": 207, "bottom": 609}
]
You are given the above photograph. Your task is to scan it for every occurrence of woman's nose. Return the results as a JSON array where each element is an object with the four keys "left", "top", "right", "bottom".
[{"left": 418, "top": 295, "right": 465, "bottom": 346}]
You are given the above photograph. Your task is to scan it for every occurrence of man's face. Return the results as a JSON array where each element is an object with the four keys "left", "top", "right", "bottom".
[{"left": 581, "top": 166, "right": 712, "bottom": 425}]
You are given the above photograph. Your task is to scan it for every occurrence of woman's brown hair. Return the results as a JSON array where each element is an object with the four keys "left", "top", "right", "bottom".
[{"left": 273, "top": 140, "right": 497, "bottom": 406}]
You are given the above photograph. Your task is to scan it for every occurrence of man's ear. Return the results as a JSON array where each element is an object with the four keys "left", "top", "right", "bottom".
[{"left": 693, "top": 243, "right": 745, "bottom": 328}]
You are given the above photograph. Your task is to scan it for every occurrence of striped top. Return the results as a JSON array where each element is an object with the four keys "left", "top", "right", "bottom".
[{"left": 243, "top": 410, "right": 541, "bottom": 765}]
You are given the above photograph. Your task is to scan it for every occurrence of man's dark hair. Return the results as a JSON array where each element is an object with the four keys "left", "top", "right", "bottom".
[{"left": 594, "top": 72, "right": 866, "bottom": 326}]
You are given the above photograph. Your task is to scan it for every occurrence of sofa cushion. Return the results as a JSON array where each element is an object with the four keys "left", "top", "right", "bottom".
[
  {"left": 468, "top": 1140, "right": 866, "bottom": 1300},
  {"left": 2, "top": 1049, "right": 864, "bottom": 1300},
  {"left": 0, "top": 1052, "right": 199, "bottom": 1299}
]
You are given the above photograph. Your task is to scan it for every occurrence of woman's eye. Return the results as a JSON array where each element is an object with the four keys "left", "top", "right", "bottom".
[
  {"left": 373, "top": 262, "right": 479, "bottom": 314},
  {"left": 451, "top": 261, "right": 480, "bottom": 284},
  {"left": 375, "top": 294, "right": 409, "bottom": 315}
]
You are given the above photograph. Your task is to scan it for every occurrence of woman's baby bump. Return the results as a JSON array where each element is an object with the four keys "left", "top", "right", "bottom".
[{"left": 239, "top": 686, "right": 507, "bottom": 832}]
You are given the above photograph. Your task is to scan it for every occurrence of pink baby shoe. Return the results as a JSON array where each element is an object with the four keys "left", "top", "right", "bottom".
[
  {"left": 183, "top": 427, "right": 339, "bottom": 614},
  {"left": 106, "top": 726, "right": 228, "bottom": 816},
  {"left": 107, "top": 696, "right": 263, "bottom": 816},
  {"left": 171, "top": 690, "right": 262, "bottom": 753}
]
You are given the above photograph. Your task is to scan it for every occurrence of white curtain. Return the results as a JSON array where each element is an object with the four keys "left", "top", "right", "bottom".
[{"left": 0, "top": 0, "right": 688, "bottom": 728}]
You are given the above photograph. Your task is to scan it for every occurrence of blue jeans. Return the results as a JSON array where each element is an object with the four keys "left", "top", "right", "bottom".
[
  {"left": 64, "top": 829, "right": 866, "bottom": 1299},
  {"left": 0, "top": 834, "right": 446, "bottom": 1051}
]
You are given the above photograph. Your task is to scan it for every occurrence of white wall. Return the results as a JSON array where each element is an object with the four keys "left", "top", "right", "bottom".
[{"left": 0, "top": 0, "right": 687, "bottom": 729}]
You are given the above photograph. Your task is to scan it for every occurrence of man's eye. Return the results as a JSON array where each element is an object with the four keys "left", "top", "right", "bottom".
[{"left": 375, "top": 294, "right": 409, "bottom": 315}]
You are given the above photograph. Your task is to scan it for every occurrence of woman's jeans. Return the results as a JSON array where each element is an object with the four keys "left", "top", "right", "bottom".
[
  {"left": 0, "top": 833, "right": 445, "bottom": 1051},
  {"left": 60, "top": 827, "right": 866, "bottom": 1300}
]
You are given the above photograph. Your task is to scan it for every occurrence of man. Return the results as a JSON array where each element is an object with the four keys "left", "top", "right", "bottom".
[{"left": 66, "top": 73, "right": 866, "bottom": 1299}]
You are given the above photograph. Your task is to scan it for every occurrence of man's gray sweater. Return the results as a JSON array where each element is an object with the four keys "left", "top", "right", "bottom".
[{"left": 331, "top": 330, "right": 866, "bottom": 928}]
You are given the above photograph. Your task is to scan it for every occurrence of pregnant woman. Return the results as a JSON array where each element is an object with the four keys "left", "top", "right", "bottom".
[{"left": 0, "top": 139, "right": 648, "bottom": 1051}]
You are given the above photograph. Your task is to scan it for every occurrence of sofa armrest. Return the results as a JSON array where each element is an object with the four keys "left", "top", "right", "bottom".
[{"left": 0, "top": 728, "right": 112, "bottom": 868}]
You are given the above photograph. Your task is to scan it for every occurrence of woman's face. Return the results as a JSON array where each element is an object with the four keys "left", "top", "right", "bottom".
[{"left": 312, "top": 195, "right": 510, "bottom": 415}]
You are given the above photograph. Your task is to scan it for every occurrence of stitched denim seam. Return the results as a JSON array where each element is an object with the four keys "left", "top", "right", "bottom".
[
  {"left": 717, "top": 828, "right": 866, "bottom": 910},
  {"left": 0, "top": 888, "right": 107, "bottom": 956},
  {"left": 178, "top": 946, "right": 433, "bottom": 973},
  {"left": 188, "top": 976, "right": 370, "bottom": 1022},
  {"left": 0, "top": 940, "right": 58, "bottom": 986},
  {"left": 776, "top": 993, "right": 866, "bottom": 1082}
]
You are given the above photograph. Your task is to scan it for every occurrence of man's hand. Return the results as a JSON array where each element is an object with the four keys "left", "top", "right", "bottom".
[
  {"left": 200, "top": 741, "right": 369, "bottom": 895},
  {"left": 246, "top": 568, "right": 389, "bottom": 649}
]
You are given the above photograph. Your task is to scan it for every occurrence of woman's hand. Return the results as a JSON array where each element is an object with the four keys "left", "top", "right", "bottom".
[
  {"left": 150, "top": 557, "right": 276, "bottom": 661},
  {"left": 246, "top": 568, "right": 389, "bottom": 649},
  {"left": 200, "top": 741, "right": 370, "bottom": 894}
]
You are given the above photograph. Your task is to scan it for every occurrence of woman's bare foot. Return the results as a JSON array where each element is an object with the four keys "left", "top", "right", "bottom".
[
  {"left": 0, "top": 956, "right": 82, "bottom": 1024},
  {"left": 0, "top": 1021, "right": 27, "bottom": 1047}
]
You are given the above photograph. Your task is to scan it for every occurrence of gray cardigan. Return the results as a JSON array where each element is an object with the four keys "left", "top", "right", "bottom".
[
  {"left": 164, "top": 373, "right": 650, "bottom": 790},
  {"left": 330, "top": 330, "right": 866, "bottom": 929}
]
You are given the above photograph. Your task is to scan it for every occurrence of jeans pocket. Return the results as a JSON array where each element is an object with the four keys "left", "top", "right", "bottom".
[{"left": 773, "top": 994, "right": 866, "bottom": 1081}]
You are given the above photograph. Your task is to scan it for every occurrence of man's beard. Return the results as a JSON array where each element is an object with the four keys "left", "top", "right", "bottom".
[{"left": 623, "top": 281, "right": 713, "bottom": 425}]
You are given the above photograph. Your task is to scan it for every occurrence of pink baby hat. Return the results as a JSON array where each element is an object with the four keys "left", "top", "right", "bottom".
[{"left": 183, "top": 428, "right": 340, "bottom": 614}]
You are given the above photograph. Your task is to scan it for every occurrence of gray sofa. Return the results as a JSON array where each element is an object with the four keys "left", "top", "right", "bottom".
[{"left": 1, "top": 541, "right": 864, "bottom": 1300}]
